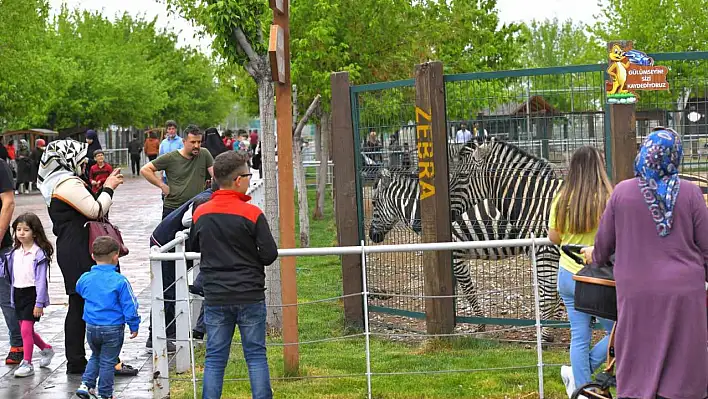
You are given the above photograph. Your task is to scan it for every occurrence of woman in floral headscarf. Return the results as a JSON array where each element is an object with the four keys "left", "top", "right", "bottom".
[{"left": 582, "top": 128, "right": 708, "bottom": 399}]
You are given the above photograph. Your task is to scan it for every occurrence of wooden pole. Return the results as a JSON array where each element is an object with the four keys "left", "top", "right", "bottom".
[
  {"left": 331, "top": 72, "right": 364, "bottom": 328},
  {"left": 414, "top": 61, "right": 455, "bottom": 335},
  {"left": 609, "top": 104, "right": 637, "bottom": 183},
  {"left": 271, "top": 0, "right": 299, "bottom": 375}
]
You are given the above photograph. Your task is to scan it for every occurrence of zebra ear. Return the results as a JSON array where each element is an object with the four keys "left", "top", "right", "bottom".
[
  {"left": 474, "top": 142, "right": 492, "bottom": 161},
  {"left": 378, "top": 168, "right": 392, "bottom": 185}
]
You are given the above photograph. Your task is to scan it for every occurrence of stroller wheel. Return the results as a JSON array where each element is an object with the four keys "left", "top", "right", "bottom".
[{"left": 572, "top": 382, "right": 612, "bottom": 399}]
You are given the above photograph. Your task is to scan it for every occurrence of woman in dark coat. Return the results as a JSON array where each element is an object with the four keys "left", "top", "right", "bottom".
[
  {"left": 29, "top": 138, "right": 45, "bottom": 187},
  {"left": 15, "top": 139, "right": 32, "bottom": 194},
  {"left": 37, "top": 139, "right": 136, "bottom": 376},
  {"left": 203, "top": 127, "right": 228, "bottom": 158}
]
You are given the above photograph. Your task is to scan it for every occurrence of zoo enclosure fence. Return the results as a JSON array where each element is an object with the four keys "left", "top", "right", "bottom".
[
  {"left": 344, "top": 51, "right": 708, "bottom": 332},
  {"left": 148, "top": 233, "right": 562, "bottom": 399}
]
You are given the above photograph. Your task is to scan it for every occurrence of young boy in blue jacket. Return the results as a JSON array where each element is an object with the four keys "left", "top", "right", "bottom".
[{"left": 75, "top": 236, "right": 140, "bottom": 399}]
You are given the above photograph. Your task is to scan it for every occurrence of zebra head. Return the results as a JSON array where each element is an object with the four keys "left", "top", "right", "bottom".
[
  {"left": 449, "top": 136, "right": 559, "bottom": 220},
  {"left": 368, "top": 168, "right": 421, "bottom": 243},
  {"left": 449, "top": 136, "right": 494, "bottom": 220}
]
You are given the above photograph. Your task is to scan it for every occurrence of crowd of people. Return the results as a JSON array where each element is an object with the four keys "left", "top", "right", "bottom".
[
  {"left": 0, "top": 120, "right": 277, "bottom": 399},
  {"left": 0, "top": 121, "right": 705, "bottom": 399}
]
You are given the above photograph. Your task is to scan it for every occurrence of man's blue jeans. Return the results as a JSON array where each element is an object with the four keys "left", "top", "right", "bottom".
[
  {"left": 82, "top": 324, "right": 125, "bottom": 398},
  {"left": 202, "top": 301, "right": 271, "bottom": 399},
  {"left": 0, "top": 275, "right": 22, "bottom": 347},
  {"left": 557, "top": 267, "right": 614, "bottom": 388}
]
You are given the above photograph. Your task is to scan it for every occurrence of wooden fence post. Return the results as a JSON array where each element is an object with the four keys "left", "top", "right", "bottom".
[
  {"left": 609, "top": 104, "right": 637, "bottom": 183},
  {"left": 331, "top": 71, "right": 364, "bottom": 329},
  {"left": 414, "top": 61, "right": 455, "bottom": 335}
]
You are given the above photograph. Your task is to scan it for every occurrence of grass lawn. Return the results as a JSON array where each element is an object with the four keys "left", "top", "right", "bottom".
[{"left": 171, "top": 187, "right": 571, "bottom": 398}]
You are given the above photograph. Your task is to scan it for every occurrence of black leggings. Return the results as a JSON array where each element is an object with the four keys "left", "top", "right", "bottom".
[{"left": 65, "top": 294, "right": 87, "bottom": 370}]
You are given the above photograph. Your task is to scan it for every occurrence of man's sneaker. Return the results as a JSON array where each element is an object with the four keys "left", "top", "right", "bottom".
[
  {"left": 76, "top": 383, "right": 98, "bottom": 399},
  {"left": 192, "top": 330, "right": 204, "bottom": 340},
  {"left": 13, "top": 360, "right": 34, "bottom": 378},
  {"left": 5, "top": 346, "right": 23, "bottom": 365},
  {"left": 39, "top": 347, "right": 55, "bottom": 367},
  {"left": 561, "top": 365, "right": 576, "bottom": 398}
]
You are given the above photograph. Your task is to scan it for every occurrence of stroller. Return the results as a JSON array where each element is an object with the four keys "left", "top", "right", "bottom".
[{"left": 560, "top": 245, "right": 617, "bottom": 399}]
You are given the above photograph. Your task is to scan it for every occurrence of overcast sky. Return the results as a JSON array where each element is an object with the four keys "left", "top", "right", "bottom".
[{"left": 48, "top": 0, "right": 604, "bottom": 53}]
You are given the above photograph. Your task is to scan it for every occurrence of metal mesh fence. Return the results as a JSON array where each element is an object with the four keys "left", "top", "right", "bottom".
[
  {"left": 353, "top": 53, "right": 708, "bottom": 333},
  {"left": 352, "top": 81, "right": 427, "bottom": 317},
  {"left": 632, "top": 54, "right": 708, "bottom": 203},
  {"left": 634, "top": 56, "right": 708, "bottom": 172},
  {"left": 443, "top": 66, "right": 607, "bottom": 325}
]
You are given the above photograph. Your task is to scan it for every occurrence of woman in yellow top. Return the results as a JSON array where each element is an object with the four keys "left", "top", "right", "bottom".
[{"left": 548, "top": 146, "right": 615, "bottom": 398}]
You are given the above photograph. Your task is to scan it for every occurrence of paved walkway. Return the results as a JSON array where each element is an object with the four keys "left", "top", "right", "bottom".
[{"left": 0, "top": 176, "right": 163, "bottom": 398}]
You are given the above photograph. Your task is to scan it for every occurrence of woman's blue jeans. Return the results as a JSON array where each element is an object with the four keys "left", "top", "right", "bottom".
[
  {"left": 202, "top": 301, "right": 271, "bottom": 399},
  {"left": 557, "top": 267, "right": 614, "bottom": 388}
]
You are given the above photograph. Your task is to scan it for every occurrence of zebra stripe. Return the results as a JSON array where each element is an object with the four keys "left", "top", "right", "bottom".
[
  {"left": 369, "top": 168, "right": 531, "bottom": 323},
  {"left": 449, "top": 137, "right": 565, "bottom": 341}
]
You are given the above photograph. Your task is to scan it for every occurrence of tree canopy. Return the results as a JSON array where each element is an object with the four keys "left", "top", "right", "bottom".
[{"left": 0, "top": 0, "right": 237, "bottom": 131}]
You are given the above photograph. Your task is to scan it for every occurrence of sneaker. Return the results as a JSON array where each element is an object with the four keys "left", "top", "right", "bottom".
[
  {"left": 13, "top": 360, "right": 34, "bottom": 378},
  {"left": 561, "top": 365, "right": 576, "bottom": 398},
  {"left": 5, "top": 346, "right": 23, "bottom": 365},
  {"left": 76, "top": 383, "right": 98, "bottom": 399},
  {"left": 39, "top": 347, "right": 55, "bottom": 367},
  {"left": 192, "top": 330, "right": 204, "bottom": 340}
]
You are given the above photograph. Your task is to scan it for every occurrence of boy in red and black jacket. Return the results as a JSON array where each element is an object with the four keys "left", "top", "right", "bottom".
[{"left": 191, "top": 150, "right": 277, "bottom": 399}]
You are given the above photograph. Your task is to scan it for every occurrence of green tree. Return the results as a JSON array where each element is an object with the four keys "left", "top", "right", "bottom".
[
  {"left": 522, "top": 18, "right": 604, "bottom": 68},
  {"left": 509, "top": 18, "right": 606, "bottom": 114},
  {"left": 419, "top": 0, "right": 525, "bottom": 75},
  {"left": 165, "top": 0, "right": 284, "bottom": 329},
  {"left": 45, "top": 9, "right": 167, "bottom": 129},
  {"left": 0, "top": 0, "right": 54, "bottom": 129}
]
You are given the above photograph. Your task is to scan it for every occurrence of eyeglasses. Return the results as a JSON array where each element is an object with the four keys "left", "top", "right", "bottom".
[{"left": 234, "top": 173, "right": 252, "bottom": 181}]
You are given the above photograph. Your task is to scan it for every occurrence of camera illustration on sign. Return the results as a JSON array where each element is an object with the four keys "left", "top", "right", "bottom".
[{"left": 605, "top": 41, "right": 669, "bottom": 104}]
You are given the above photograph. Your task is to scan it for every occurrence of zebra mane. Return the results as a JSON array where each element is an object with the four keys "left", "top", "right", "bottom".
[{"left": 459, "top": 136, "right": 559, "bottom": 179}]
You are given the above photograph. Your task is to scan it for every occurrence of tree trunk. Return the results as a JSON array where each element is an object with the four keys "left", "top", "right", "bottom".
[
  {"left": 314, "top": 111, "right": 322, "bottom": 163},
  {"left": 257, "top": 73, "right": 282, "bottom": 331},
  {"left": 315, "top": 111, "right": 331, "bottom": 219},
  {"left": 293, "top": 133, "right": 310, "bottom": 247},
  {"left": 292, "top": 85, "right": 310, "bottom": 248},
  {"left": 313, "top": 111, "right": 324, "bottom": 219}
]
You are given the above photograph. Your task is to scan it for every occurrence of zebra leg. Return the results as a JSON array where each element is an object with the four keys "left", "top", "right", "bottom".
[
  {"left": 451, "top": 249, "right": 485, "bottom": 332},
  {"left": 534, "top": 246, "right": 561, "bottom": 343}
]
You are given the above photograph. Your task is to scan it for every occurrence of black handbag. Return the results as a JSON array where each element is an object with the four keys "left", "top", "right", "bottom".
[{"left": 561, "top": 245, "right": 618, "bottom": 321}]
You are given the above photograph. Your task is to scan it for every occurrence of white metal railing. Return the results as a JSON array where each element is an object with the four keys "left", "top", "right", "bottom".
[{"left": 148, "top": 234, "right": 555, "bottom": 399}]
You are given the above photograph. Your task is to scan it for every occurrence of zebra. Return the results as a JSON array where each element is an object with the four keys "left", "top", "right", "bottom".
[
  {"left": 368, "top": 167, "right": 534, "bottom": 334},
  {"left": 446, "top": 136, "right": 570, "bottom": 342}
]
